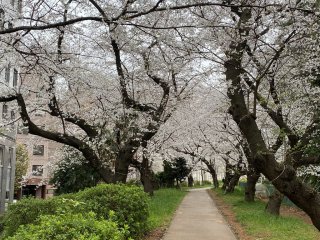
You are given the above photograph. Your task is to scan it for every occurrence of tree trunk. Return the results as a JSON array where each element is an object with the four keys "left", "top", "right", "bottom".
[
  {"left": 245, "top": 171, "right": 260, "bottom": 202},
  {"left": 188, "top": 175, "right": 194, "bottom": 187},
  {"left": 225, "top": 174, "right": 240, "bottom": 193},
  {"left": 201, "top": 158, "right": 219, "bottom": 188},
  {"left": 140, "top": 155, "right": 156, "bottom": 196},
  {"left": 82, "top": 147, "right": 114, "bottom": 183},
  {"left": 212, "top": 171, "right": 219, "bottom": 189},
  {"left": 222, "top": 163, "right": 233, "bottom": 190},
  {"left": 114, "top": 148, "right": 132, "bottom": 183},
  {"left": 265, "top": 189, "right": 284, "bottom": 216},
  {"left": 224, "top": 41, "right": 320, "bottom": 230}
]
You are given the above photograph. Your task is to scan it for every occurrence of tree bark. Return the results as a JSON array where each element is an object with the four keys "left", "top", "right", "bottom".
[
  {"left": 201, "top": 158, "right": 219, "bottom": 188},
  {"left": 212, "top": 172, "right": 219, "bottom": 189},
  {"left": 188, "top": 175, "right": 194, "bottom": 187},
  {"left": 225, "top": 173, "right": 240, "bottom": 193},
  {"left": 140, "top": 155, "right": 156, "bottom": 196},
  {"left": 245, "top": 171, "right": 260, "bottom": 202},
  {"left": 114, "top": 148, "right": 133, "bottom": 183},
  {"left": 222, "top": 163, "right": 233, "bottom": 190},
  {"left": 265, "top": 189, "right": 284, "bottom": 216}
]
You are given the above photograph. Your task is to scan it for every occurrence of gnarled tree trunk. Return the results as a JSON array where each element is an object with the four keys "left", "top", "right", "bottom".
[
  {"left": 245, "top": 170, "right": 260, "bottom": 202},
  {"left": 201, "top": 158, "right": 219, "bottom": 188},
  {"left": 265, "top": 189, "right": 284, "bottom": 216},
  {"left": 114, "top": 147, "right": 133, "bottom": 183},
  {"left": 188, "top": 175, "right": 194, "bottom": 187},
  {"left": 225, "top": 173, "right": 241, "bottom": 193},
  {"left": 140, "top": 155, "right": 157, "bottom": 196},
  {"left": 212, "top": 172, "right": 219, "bottom": 189},
  {"left": 222, "top": 163, "right": 233, "bottom": 190}
]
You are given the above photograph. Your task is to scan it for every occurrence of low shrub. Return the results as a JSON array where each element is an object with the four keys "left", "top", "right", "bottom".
[
  {"left": 6, "top": 212, "right": 127, "bottom": 240},
  {"left": 74, "top": 184, "right": 149, "bottom": 238},
  {"left": 2, "top": 184, "right": 149, "bottom": 239},
  {"left": 2, "top": 198, "right": 84, "bottom": 237},
  {"left": 202, "top": 180, "right": 212, "bottom": 185},
  {"left": 193, "top": 181, "right": 201, "bottom": 186}
]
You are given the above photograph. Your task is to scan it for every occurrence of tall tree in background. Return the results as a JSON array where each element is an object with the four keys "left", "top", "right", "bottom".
[{"left": 14, "top": 144, "right": 29, "bottom": 197}]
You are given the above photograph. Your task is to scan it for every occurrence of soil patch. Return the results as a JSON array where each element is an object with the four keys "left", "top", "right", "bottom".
[
  {"left": 143, "top": 227, "right": 166, "bottom": 240},
  {"left": 207, "top": 189, "right": 253, "bottom": 240}
]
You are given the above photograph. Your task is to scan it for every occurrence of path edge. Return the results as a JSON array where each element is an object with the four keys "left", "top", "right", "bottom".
[{"left": 206, "top": 189, "right": 243, "bottom": 240}]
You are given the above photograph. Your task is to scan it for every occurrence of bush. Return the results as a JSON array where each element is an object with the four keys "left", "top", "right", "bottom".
[
  {"left": 193, "top": 181, "right": 201, "bottom": 186},
  {"left": 2, "top": 184, "right": 149, "bottom": 239},
  {"left": 202, "top": 180, "right": 212, "bottom": 185},
  {"left": 2, "top": 197, "right": 85, "bottom": 237},
  {"left": 49, "top": 147, "right": 101, "bottom": 195},
  {"left": 74, "top": 184, "right": 149, "bottom": 238},
  {"left": 6, "top": 212, "right": 127, "bottom": 240}
]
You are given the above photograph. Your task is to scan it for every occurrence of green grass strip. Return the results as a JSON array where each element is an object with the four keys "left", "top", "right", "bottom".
[
  {"left": 213, "top": 188, "right": 320, "bottom": 240},
  {"left": 147, "top": 188, "right": 187, "bottom": 231}
]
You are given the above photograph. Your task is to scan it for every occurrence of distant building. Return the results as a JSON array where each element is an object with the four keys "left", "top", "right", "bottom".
[
  {"left": 0, "top": 0, "right": 21, "bottom": 213},
  {"left": 17, "top": 133, "right": 61, "bottom": 199}
]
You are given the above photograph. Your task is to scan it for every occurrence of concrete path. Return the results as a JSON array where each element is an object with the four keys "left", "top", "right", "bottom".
[{"left": 162, "top": 188, "right": 237, "bottom": 240}]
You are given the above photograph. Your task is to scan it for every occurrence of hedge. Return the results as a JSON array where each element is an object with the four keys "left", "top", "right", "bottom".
[
  {"left": 2, "top": 184, "right": 149, "bottom": 239},
  {"left": 6, "top": 212, "right": 127, "bottom": 240}
]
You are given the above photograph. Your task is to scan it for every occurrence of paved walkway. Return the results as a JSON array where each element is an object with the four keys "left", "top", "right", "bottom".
[{"left": 162, "top": 188, "right": 237, "bottom": 240}]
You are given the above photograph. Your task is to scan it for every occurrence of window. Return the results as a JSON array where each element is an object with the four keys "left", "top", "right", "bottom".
[
  {"left": 8, "top": 148, "right": 13, "bottom": 168},
  {"left": 5, "top": 66, "right": 10, "bottom": 83},
  {"left": 2, "top": 104, "right": 8, "bottom": 119},
  {"left": 18, "top": 1, "right": 22, "bottom": 14},
  {"left": 33, "top": 145, "right": 44, "bottom": 155},
  {"left": 10, "top": 110, "right": 15, "bottom": 126},
  {"left": 0, "top": 9, "right": 4, "bottom": 30},
  {"left": 10, "top": 110, "right": 15, "bottom": 120},
  {"left": 13, "top": 69, "right": 18, "bottom": 87},
  {"left": 0, "top": 146, "right": 3, "bottom": 166},
  {"left": 32, "top": 165, "right": 43, "bottom": 176}
]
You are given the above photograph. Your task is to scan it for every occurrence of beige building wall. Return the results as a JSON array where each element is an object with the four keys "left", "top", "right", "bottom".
[{"left": 17, "top": 134, "right": 61, "bottom": 199}]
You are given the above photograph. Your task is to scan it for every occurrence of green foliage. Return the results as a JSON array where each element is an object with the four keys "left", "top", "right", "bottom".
[
  {"left": 14, "top": 144, "right": 29, "bottom": 192},
  {"left": 50, "top": 147, "right": 101, "bottom": 195},
  {"left": 202, "top": 180, "right": 212, "bottom": 185},
  {"left": 6, "top": 212, "right": 127, "bottom": 240},
  {"left": 73, "top": 184, "right": 149, "bottom": 238},
  {"left": 156, "top": 158, "right": 191, "bottom": 188},
  {"left": 156, "top": 160, "right": 176, "bottom": 187},
  {"left": 172, "top": 157, "right": 191, "bottom": 184},
  {"left": 213, "top": 188, "right": 320, "bottom": 240},
  {"left": 2, "top": 184, "right": 149, "bottom": 239},
  {"left": 2, "top": 197, "right": 84, "bottom": 237}
]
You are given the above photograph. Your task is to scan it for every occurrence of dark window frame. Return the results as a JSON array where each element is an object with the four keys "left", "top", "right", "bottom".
[
  {"left": 33, "top": 145, "right": 44, "bottom": 156},
  {"left": 32, "top": 165, "right": 43, "bottom": 176},
  {"left": 13, "top": 68, "right": 18, "bottom": 87}
]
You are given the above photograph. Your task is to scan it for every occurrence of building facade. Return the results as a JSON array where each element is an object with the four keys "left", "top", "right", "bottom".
[
  {"left": 17, "top": 134, "right": 61, "bottom": 199},
  {"left": 0, "top": 0, "right": 21, "bottom": 213}
]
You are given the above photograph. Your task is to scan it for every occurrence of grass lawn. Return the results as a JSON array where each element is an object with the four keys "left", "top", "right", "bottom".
[
  {"left": 147, "top": 188, "right": 187, "bottom": 231},
  {"left": 212, "top": 188, "right": 320, "bottom": 240}
]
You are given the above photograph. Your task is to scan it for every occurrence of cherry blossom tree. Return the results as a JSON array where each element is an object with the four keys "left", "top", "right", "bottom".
[{"left": 1, "top": 0, "right": 320, "bottom": 230}]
